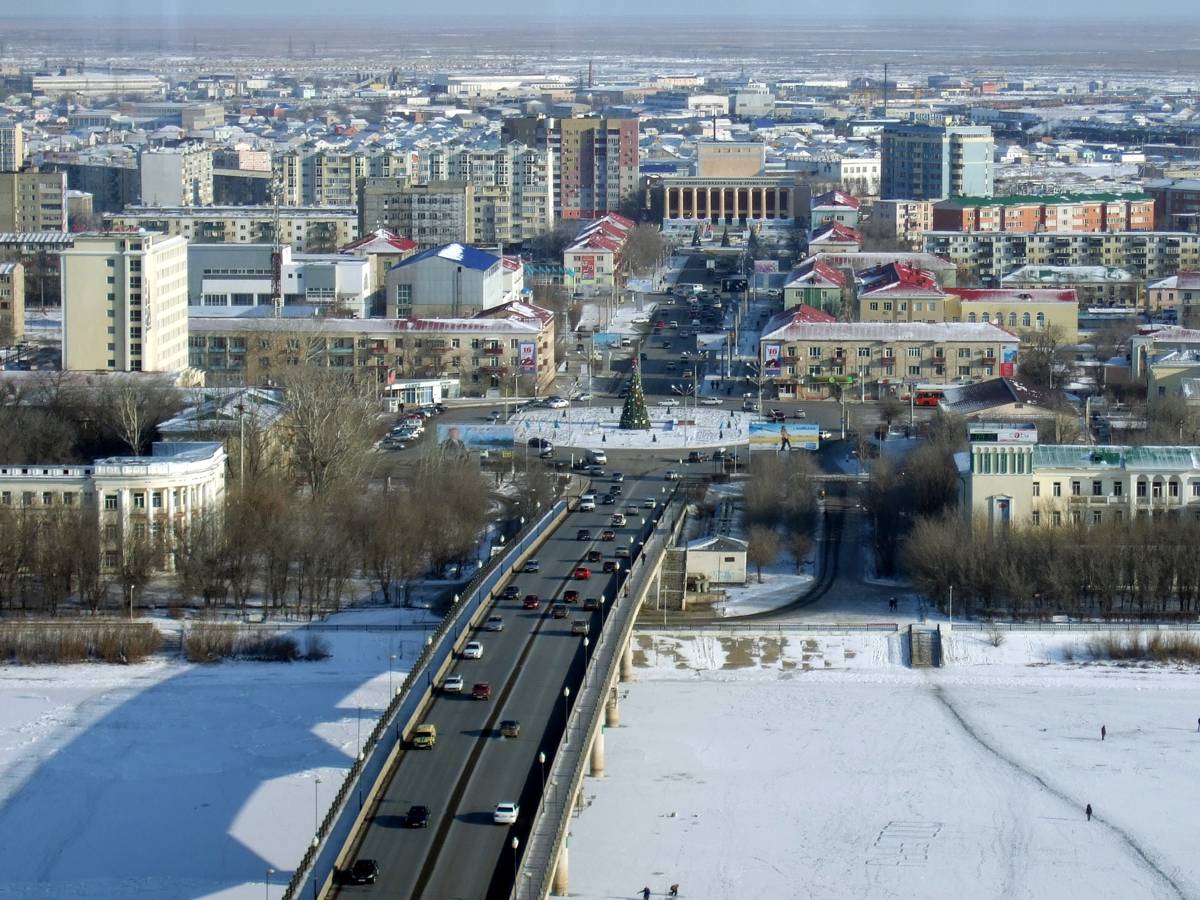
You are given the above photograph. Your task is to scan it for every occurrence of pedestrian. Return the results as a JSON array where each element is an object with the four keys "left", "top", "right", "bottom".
[
  {"left": 642, "top": 888, "right": 652, "bottom": 900},
  {"left": 780, "top": 425, "right": 791, "bottom": 451},
  {"left": 669, "top": 886, "right": 679, "bottom": 897},
  {"left": 1101, "top": 725, "right": 1106, "bottom": 741},
  {"left": 1196, "top": 716, "right": 1199, "bottom": 733},
  {"left": 1085, "top": 803, "right": 1093, "bottom": 821}
]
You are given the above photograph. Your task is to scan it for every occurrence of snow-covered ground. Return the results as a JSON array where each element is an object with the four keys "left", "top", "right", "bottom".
[
  {"left": 0, "top": 610, "right": 429, "bottom": 900},
  {"left": 575, "top": 297, "right": 659, "bottom": 338},
  {"left": 569, "top": 632, "right": 1200, "bottom": 900},
  {"left": 512, "top": 404, "right": 751, "bottom": 451}
]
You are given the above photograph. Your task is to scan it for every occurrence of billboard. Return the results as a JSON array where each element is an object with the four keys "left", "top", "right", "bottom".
[
  {"left": 519, "top": 341, "right": 536, "bottom": 374},
  {"left": 696, "top": 333, "right": 727, "bottom": 352},
  {"left": 436, "top": 424, "right": 516, "bottom": 453},
  {"left": 579, "top": 255, "right": 596, "bottom": 279},
  {"left": 763, "top": 343, "right": 781, "bottom": 376},
  {"left": 753, "top": 259, "right": 779, "bottom": 274},
  {"left": 1000, "top": 346, "right": 1018, "bottom": 378},
  {"left": 748, "top": 421, "right": 820, "bottom": 452}
]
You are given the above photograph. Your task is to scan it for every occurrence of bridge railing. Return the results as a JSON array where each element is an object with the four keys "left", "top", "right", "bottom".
[
  {"left": 518, "top": 487, "right": 688, "bottom": 900},
  {"left": 282, "top": 488, "right": 582, "bottom": 900}
]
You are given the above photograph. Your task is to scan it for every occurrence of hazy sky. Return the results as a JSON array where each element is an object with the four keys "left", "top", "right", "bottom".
[{"left": 9, "top": 0, "right": 1200, "bottom": 17}]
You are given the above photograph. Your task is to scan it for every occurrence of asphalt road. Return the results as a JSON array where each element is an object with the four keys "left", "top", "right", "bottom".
[{"left": 332, "top": 470, "right": 671, "bottom": 900}]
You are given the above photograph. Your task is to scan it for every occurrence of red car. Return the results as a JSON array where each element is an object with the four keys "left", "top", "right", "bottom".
[
  {"left": 655, "top": 320, "right": 665, "bottom": 328},
  {"left": 573, "top": 566, "right": 592, "bottom": 580},
  {"left": 522, "top": 594, "right": 541, "bottom": 610},
  {"left": 600, "top": 529, "right": 616, "bottom": 541},
  {"left": 472, "top": 682, "right": 492, "bottom": 701},
  {"left": 563, "top": 589, "right": 580, "bottom": 603}
]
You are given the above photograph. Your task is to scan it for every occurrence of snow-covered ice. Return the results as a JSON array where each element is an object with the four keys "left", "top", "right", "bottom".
[
  {"left": 0, "top": 617, "right": 427, "bottom": 900},
  {"left": 568, "top": 631, "right": 1200, "bottom": 900},
  {"left": 512, "top": 404, "right": 752, "bottom": 451}
]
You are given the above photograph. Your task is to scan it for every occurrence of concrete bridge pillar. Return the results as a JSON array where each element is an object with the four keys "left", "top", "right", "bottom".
[
  {"left": 605, "top": 689, "right": 620, "bottom": 727},
  {"left": 589, "top": 729, "right": 605, "bottom": 778},
  {"left": 552, "top": 841, "right": 569, "bottom": 895},
  {"left": 620, "top": 637, "right": 634, "bottom": 682}
]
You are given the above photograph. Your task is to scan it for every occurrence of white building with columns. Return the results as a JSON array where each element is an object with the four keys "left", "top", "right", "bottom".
[
  {"left": 656, "top": 175, "right": 796, "bottom": 236},
  {"left": 0, "top": 441, "right": 226, "bottom": 571}
]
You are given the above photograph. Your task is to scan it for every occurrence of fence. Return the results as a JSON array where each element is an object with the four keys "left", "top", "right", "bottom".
[
  {"left": 282, "top": 495, "right": 574, "bottom": 900},
  {"left": 947, "top": 620, "right": 1200, "bottom": 632},
  {"left": 519, "top": 487, "right": 687, "bottom": 900},
  {"left": 636, "top": 622, "right": 900, "bottom": 634}
]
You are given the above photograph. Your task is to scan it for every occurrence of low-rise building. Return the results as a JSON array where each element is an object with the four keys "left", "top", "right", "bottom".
[
  {"left": 759, "top": 316, "right": 1018, "bottom": 399},
  {"left": 339, "top": 229, "right": 418, "bottom": 312},
  {"left": 563, "top": 213, "right": 634, "bottom": 294},
  {"left": 0, "top": 262, "right": 23, "bottom": 343},
  {"left": 188, "top": 300, "right": 555, "bottom": 395},
  {"left": 939, "top": 378, "right": 1062, "bottom": 422},
  {"left": 962, "top": 437, "right": 1200, "bottom": 530},
  {"left": 1002, "top": 265, "right": 1142, "bottom": 310},
  {"left": 1131, "top": 326, "right": 1200, "bottom": 379},
  {"left": 807, "top": 221, "right": 862, "bottom": 254},
  {"left": 686, "top": 535, "right": 748, "bottom": 586},
  {"left": 855, "top": 262, "right": 951, "bottom": 323},
  {"left": 953, "top": 288, "right": 1079, "bottom": 343},
  {"left": 1147, "top": 272, "right": 1200, "bottom": 318},
  {"left": 385, "top": 243, "right": 509, "bottom": 318},
  {"left": 107, "top": 206, "right": 358, "bottom": 253},
  {"left": 656, "top": 176, "right": 796, "bottom": 233},
  {"left": 782, "top": 258, "right": 847, "bottom": 316},
  {"left": 0, "top": 441, "right": 225, "bottom": 572},
  {"left": 809, "top": 190, "right": 861, "bottom": 229},
  {"left": 1146, "top": 350, "right": 1200, "bottom": 401}
]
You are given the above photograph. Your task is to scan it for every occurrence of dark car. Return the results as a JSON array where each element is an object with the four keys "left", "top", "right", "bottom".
[
  {"left": 550, "top": 603, "right": 568, "bottom": 619},
  {"left": 583, "top": 596, "right": 600, "bottom": 611},
  {"left": 527, "top": 437, "right": 552, "bottom": 449},
  {"left": 502, "top": 584, "right": 520, "bottom": 599},
  {"left": 406, "top": 805, "right": 430, "bottom": 828},
  {"left": 472, "top": 682, "right": 493, "bottom": 701},
  {"left": 563, "top": 589, "right": 580, "bottom": 603},
  {"left": 586, "top": 549, "right": 603, "bottom": 562},
  {"left": 687, "top": 450, "right": 709, "bottom": 463},
  {"left": 600, "top": 529, "right": 616, "bottom": 541},
  {"left": 344, "top": 859, "right": 380, "bottom": 885},
  {"left": 522, "top": 594, "right": 541, "bottom": 609},
  {"left": 577, "top": 528, "right": 592, "bottom": 541},
  {"left": 601, "top": 493, "right": 617, "bottom": 505},
  {"left": 603, "top": 560, "right": 620, "bottom": 573}
]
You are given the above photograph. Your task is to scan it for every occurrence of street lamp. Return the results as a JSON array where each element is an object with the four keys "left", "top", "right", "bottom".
[
  {"left": 313, "top": 776, "right": 322, "bottom": 845},
  {"left": 357, "top": 706, "right": 363, "bottom": 760},
  {"left": 265, "top": 867, "right": 274, "bottom": 900},
  {"left": 538, "top": 750, "right": 546, "bottom": 796},
  {"left": 583, "top": 636, "right": 590, "bottom": 671},
  {"left": 511, "top": 836, "right": 520, "bottom": 889},
  {"left": 389, "top": 654, "right": 397, "bottom": 697},
  {"left": 562, "top": 686, "right": 571, "bottom": 743}
]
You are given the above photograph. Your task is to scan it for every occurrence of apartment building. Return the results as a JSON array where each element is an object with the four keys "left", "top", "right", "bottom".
[
  {"left": 870, "top": 199, "right": 933, "bottom": 245},
  {"left": 278, "top": 148, "right": 414, "bottom": 207},
  {"left": 140, "top": 144, "right": 214, "bottom": 207},
  {"left": 931, "top": 193, "right": 1154, "bottom": 233},
  {"left": 963, "top": 436, "right": 1200, "bottom": 530},
  {"left": 881, "top": 124, "right": 994, "bottom": 200},
  {"left": 0, "top": 120, "right": 22, "bottom": 172},
  {"left": 61, "top": 232, "right": 190, "bottom": 373},
  {"left": 359, "top": 180, "right": 474, "bottom": 249},
  {"left": 923, "top": 231, "right": 1200, "bottom": 285},
  {"left": 1145, "top": 178, "right": 1200, "bottom": 231},
  {"left": 1147, "top": 272, "right": 1200, "bottom": 317},
  {"left": 552, "top": 117, "right": 639, "bottom": 220},
  {"left": 0, "top": 262, "right": 24, "bottom": 343},
  {"left": 46, "top": 157, "right": 140, "bottom": 215},
  {"left": 188, "top": 301, "right": 555, "bottom": 394},
  {"left": 0, "top": 441, "right": 225, "bottom": 573},
  {"left": 106, "top": 206, "right": 358, "bottom": 253},
  {"left": 759, "top": 316, "right": 1018, "bottom": 398},
  {"left": 0, "top": 170, "right": 68, "bottom": 232},
  {"left": 1002, "top": 265, "right": 1142, "bottom": 310}
]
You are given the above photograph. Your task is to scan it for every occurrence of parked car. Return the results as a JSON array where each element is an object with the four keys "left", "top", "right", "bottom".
[
  {"left": 411, "top": 724, "right": 437, "bottom": 749},
  {"left": 484, "top": 615, "right": 504, "bottom": 632},
  {"left": 442, "top": 674, "right": 464, "bottom": 693},
  {"left": 769, "top": 410, "right": 786, "bottom": 423},
  {"left": 472, "top": 682, "right": 492, "bottom": 701},
  {"left": 820, "top": 430, "right": 833, "bottom": 440},
  {"left": 343, "top": 859, "right": 380, "bottom": 885},
  {"left": 499, "top": 720, "right": 521, "bottom": 738},
  {"left": 406, "top": 805, "right": 429, "bottom": 828},
  {"left": 462, "top": 641, "right": 483, "bottom": 659},
  {"left": 493, "top": 802, "right": 520, "bottom": 825}
]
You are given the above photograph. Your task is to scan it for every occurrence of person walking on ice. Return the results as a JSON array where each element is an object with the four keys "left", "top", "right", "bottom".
[
  {"left": 779, "top": 425, "right": 791, "bottom": 451},
  {"left": 669, "top": 885, "right": 680, "bottom": 897},
  {"left": 642, "top": 888, "right": 651, "bottom": 900},
  {"left": 1101, "top": 724, "right": 1106, "bottom": 741},
  {"left": 1086, "top": 803, "right": 1093, "bottom": 821}
]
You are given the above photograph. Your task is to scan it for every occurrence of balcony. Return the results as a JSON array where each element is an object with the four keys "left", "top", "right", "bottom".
[{"left": 482, "top": 345, "right": 504, "bottom": 355}]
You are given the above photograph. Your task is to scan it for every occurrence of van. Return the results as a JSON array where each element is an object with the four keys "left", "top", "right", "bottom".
[
  {"left": 587, "top": 449, "right": 608, "bottom": 465},
  {"left": 571, "top": 619, "right": 590, "bottom": 636},
  {"left": 411, "top": 724, "right": 437, "bottom": 749}
]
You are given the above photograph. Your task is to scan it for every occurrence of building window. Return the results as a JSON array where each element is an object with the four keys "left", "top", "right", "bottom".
[
  {"left": 1192, "top": 483, "right": 1200, "bottom": 498},
  {"left": 1022, "top": 312, "right": 1032, "bottom": 327},
  {"left": 104, "top": 524, "right": 119, "bottom": 541},
  {"left": 1052, "top": 511, "right": 1062, "bottom": 527},
  {"left": 1052, "top": 482, "right": 1061, "bottom": 497},
  {"left": 1136, "top": 481, "right": 1146, "bottom": 498},
  {"left": 105, "top": 551, "right": 119, "bottom": 568},
  {"left": 1092, "top": 480, "right": 1102, "bottom": 496},
  {"left": 907, "top": 347, "right": 921, "bottom": 357},
  {"left": 1071, "top": 481, "right": 1081, "bottom": 496},
  {"left": 1114, "top": 481, "right": 1123, "bottom": 497},
  {"left": 1071, "top": 510, "right": 1082, "bottom": 526},
  {"left": 1031, "top": 511, "right": 1041, "bottom": 526},
  {"left": 1170, "top": 481, "right": 1180, "bottom": 498},
  {"left": 808, "top": 346, "right": 821, "bottom": 357},
  {"left": 133, "top": 492, "right": 146, "bottom": 509},
  {"left": 1092, "top": 511, "right": 1103, "bottom": 525},
  {"left": 63, "top": 492, "right": 75, "bottom": 506},
  {"left": 908, "top": 365, "right": 920, "bottom": 376},
  {"left": 104, "top": 494, "right": 118, "bottom": 510},
  {"left": 1032, "top": 482, "right": 1040, "bottom": 497}
]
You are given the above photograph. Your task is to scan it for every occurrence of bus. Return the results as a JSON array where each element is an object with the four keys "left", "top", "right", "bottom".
[{"left": 912, "top": 387, "right": 946, "bottom": 407}]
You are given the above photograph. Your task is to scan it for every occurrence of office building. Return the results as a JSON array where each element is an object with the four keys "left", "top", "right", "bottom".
[
  {"left": 62, "top": 232, "right": 189, "bottom": 373},
  {"left": 0, "top": 120, "right": 23, "bottom": 172},
  {"left": 359, "top": 180, "right": 474, "bottom": 249},
  {"left": 881, "top": 123, "right": 994, "bottom": 200},
  {"left": 140, "top": 144, "right": 213, "bottom": 207},
  {"left": 0, "top": 262, "right": 24, "bottom": 343},
  {"left": 0, "top": 171, "right": 67, "bottom": 233},
  {"left": 932, "top": 193, "right": 1154, "bottom": 233},
  {"left": 923, "top": 231, "right": 1200, "bottom": 285},
  {"left": 106, "top": 206, "right": 358, "bottom": 253}
]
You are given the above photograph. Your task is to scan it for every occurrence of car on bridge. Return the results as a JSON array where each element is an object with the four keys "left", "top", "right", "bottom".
[
  {"left": 342, "top": 859, "right": 380, "bottom": 885},
  {"left": 615, "top": 547, "right": 630, "bottom": 559},
  {"left": 502, "top": 584, "right": 520, "bottom": 600},
  {"left": 522, "top": 594, "right": 541, "bottom": 609},
  {"left": 583, "top": 596, "right": 600, "bottom": 610},
  {"left": 586, "top": 549, "right": 603, "bottom": 562},
  {"left": 579, "top": 495, "right": 596, "bottom": 512},
  {"left": 406, "top": 805, "right": 430, "bottom": 828},
  {"left": 600, "top": 529, "right": 616, "bottom": 541},
  {"left": 577, "top": 528, "right": 592, "bottom": 541},
  {"left": 603, "top": 560, "right": 621, "bottom": 573},
  {"left": 563, "top": 589, "right": 580, "bottom": 603},
  {"left": 499, "top": 720, "right": 521, "bottom": 738},
  {"left": 522, "top": 559, "right": 540, "bottom": 573},
  {"left": 550, "top": 603, "right": 568, "bottom": 619},
  {"left": 686, "top": 451, "right": 709, "bottom": 463},
  {"left": 573, "top": 566, "right": 592, "bottom": 580},
  {"left": 462, "top": 641, "right": 483, "bottom": 659},
  {"left": 484, "top": 615, "right": 504, "bottom": 632},
  {"left": 411, "top": 724, "right": 437, "bottom": 749},
  {"left": 493, "top": 802, "right": 519, "bottom": 825},
  {"left": 442, "top": 674, "right": 464, "bottom": 693},
  {"left": 472, "top": 682, "right": 492, "bottom": 701},
  {"left": 571, "top": 619, "right": 590, "bottom": 636}
]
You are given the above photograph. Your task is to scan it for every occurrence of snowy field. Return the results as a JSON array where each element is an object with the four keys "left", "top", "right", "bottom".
[
  {"left": 0, "top": 614, "right": 428, "bottom": 900},
  {"left": 512, "top": 404, "right": 752, "bottom": 451},
  {"left": 568, "top": 631, "right": 1200, "bottom": 900}
]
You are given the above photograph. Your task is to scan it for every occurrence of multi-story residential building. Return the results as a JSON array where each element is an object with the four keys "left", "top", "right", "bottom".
[
  {"left": 359, "top": 180, "right": 474, "bottom": 249},
  {"left": 962, "top": 435, "right": 1200, "bottom": 530},
  {"left": 0, "top": 170, "right": 67, "bottom": 232},
  {"left": 139, "top": 144, "right": 213, "bottom": 207},
  {"left": 563, "top": 213, "right": 634, "bottom": 294},
  {"left": 551, "top": 116, "right": 639, "bottom": 220},
  {"left": 923, "top": 231, "right": 1200, "bottom": 285},
  {"left": 385, "top": 243, "right": 508, "bottom": 318},
  {"left": 1002, "top": 265, "right": 1142, "bottom": 310},
  {"left": 953, "top": 289, "right": 1079, "bottom": 343},
  {"left": 789, "top": 155, "right": 881, "bottom": 195},
  {"left": 61, "top": 232, "right": 189, "bottom": 373},
  {"left": 278, "top": 147, "right": 414, "bottom": 207},
  {"left": 0, "top": 262, "right": 24, "bottom": 343},
  {"left": 1145, "top": 178, "right": 1200, "bottom": 231},
  {"left": 187, "top": 244, "right": 373, "bottom": 318},
  {"left": 759, "top": 317, "right": 1018, "bottom": 399},
  {"left": 0, "top": 440, "right": 225, "bottom": 572},
  {"left": 854, "top": 262, "right": 951, "bottom": 323},
  {"left": 188, "top": 301, "right": 555, "bottom": 395},
  {"left": 782, "top": 258, "right": 847, "bottom": 316},
  {"left": 656, "top": 176, "right": 796, "bottom": 232},
  {"left": 881, "top": 123, "right": 994, "bottom": 201},
  {"left": 45, "top": 156, "right": 140, "bottom": 215},
  {"left": 0, "top": 120, "right": 23, "bottom": 172},
  {"left": 870, "top": 199, "right": 933, "bottom": 245},
  {"left": 1147, "top": 272, "right": 1200, "bottom": 318},
  {"left": 931, "top": 193, "right": 1154, "bottom": 233},
  {"left": 106, "top": 206, "right": 357, "bottom": 253}
]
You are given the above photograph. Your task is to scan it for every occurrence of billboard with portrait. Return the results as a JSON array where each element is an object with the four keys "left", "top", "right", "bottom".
[
  {"left": 579, "top": 255, "right": 596, "bottom": 279},
  {"left": 748, "top": 421, "right": 819, "bottom": 451},
  {"left": 519, "top": 341, "right": 536, "bottom": 374},
  {"left": 436, "top": 424, "right": 515, "bottom": 453},
  {"left": 763, "top": 343, "right": 782, "bottom": 376}
]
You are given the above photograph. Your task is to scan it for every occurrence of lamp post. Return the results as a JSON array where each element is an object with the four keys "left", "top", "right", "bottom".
[
  {"left": 265, "top": 867, "right": 274, "bottom": 900},
  {"left": 389, "top": 654, "right": 397, "bottom": 697},
  {"left": 511, "top": 836, "right": 520, "bottom": 891},
  {"left": 582, "top": 636, "right": 590, "bottom": 679},
  {"left": 313, "top": 776, "right": 322, "bottom": 845},
  {"left": 562, "top": 686, "right": 571, "bottom": 743},
  {"left": 538, "top": 750, "right": 546, "bottom": 796},
  {"left": 357, "top": 706, "right": 363, "bottom": 760}
]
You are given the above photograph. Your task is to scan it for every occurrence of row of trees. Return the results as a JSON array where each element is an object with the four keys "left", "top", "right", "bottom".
[
  {"left": 905, "top": 514, "right": 1200, "bottom": 620},
  {"left": 743, "top": 453, "right": 818, "bottom": 582}
]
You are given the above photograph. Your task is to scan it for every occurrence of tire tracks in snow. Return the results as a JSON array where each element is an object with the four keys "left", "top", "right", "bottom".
[{"left": 930, "top": 683, "right": 1189, "bottom": 900}]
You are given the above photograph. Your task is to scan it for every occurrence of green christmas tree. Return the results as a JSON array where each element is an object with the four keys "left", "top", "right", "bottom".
[{"left": 619, "top": 362, "right": 652, "bottom": 430}]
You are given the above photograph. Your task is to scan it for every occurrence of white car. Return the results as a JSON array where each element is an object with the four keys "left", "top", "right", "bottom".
[
  {"left": 493, "top": 802, "right": 519, "bottom": 825},
  {"left": 574, "top": 393, "right": 593, "bottom": 402},
  {"left": 545, "top": 397, "right": 570, "bottom": 409},
  {"left": 664, "top": 470, "right": 680, "bottom": 481},
  {"left": 462, "top": 641, "right": 483, "bottom": 659},
  {"left": 631, "top": 315, "right": 650, "bottom": 324},
  {"left": 699, "top": 397, "right": 722, "bottom": 406},
  {"left": 442, "top": 674, "right": 464, "bottom": 693},
  {"left": 579, "top": 495, "right": 596, "bottom": 512},
  {"left": 484, "top": 615, "right": 504, "bottom": 632}
]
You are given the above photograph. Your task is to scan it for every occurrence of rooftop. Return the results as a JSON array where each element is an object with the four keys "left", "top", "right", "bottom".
[
  {"left": 1004, "top": 265, "right": 1138, "bottom": 284},
  {"left": 761, "top": 319, "right": 1014, "bottom": 344},
  {"left": 1032, "top": 444, "right": 1200, "bottom": 472},
  {"left": 954, "top": 288, "right": 1078, "bottom": 304},
  {"left": 937, "top": 192, "right": 1151, "bottom": 208},
  {"left": 941, "top": 377, "right": 1058, "bottom": 415},
  {"left": 390, "top": 242, "right": 500, "bottom": 273}
]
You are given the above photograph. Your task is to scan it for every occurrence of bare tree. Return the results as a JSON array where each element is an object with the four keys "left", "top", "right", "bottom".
[
  {"left": 622, "top": 225, "right": 666, "bottom": 275},
  {"left": 280, "top": 368, "right": 382, "bottom": 495},
  {"left": 746, "top": 525, "right": 779, "bottom": 584},
  {"left": 1017, "top": 324, "right": 1073, "bottom": 391},
  {"left": 96, "top": 378, "right": 184, "bottom": 455}
]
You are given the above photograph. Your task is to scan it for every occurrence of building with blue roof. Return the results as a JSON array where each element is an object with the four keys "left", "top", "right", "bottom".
[{"left": 384, "top": 243, "right": 505, "bottom": 318}]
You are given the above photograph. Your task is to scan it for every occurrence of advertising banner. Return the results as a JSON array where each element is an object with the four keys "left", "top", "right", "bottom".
[
  {"left": 1000, "top": 346, "right": 1018, "bottom": 378},
  {"left": 753, "top": 259, "right": 779, "bottom": 274},
  {"left": 519, "top": 341, "right": 536, "bottom": 374},
  {"left": 436, "top": 424, "right": 515, "bottom": 453},
  {"left": 696, "top": 333, "right": 727, "bottom": 352},
  {"left": 763, "top": 343, "right": 782, "bottom": 376},
  {"left": 580, "top": 255, "right": 596, "bottom": 279},
  {"left": 748, "top": 421, "right": 820, "bottom": 451}
]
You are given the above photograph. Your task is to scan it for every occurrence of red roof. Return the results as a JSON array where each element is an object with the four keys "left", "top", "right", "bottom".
[
  {"left": 810, "top": 221, "right": 862, "bottom": 244},
  {"left": 859, "top": 261, "right": 943, "bottom": 297},
  {"left": 955, "top": 288, "right": 1077, "bottom": 303},
  {"left": 340, "top": 228, "right": 417, "bottom": 254},
  {"left": 786, "top": 258, "right": 846, "bottom": 288},
  {"left": 811, "top": 190, "right": 861, "bottom": 210}
]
